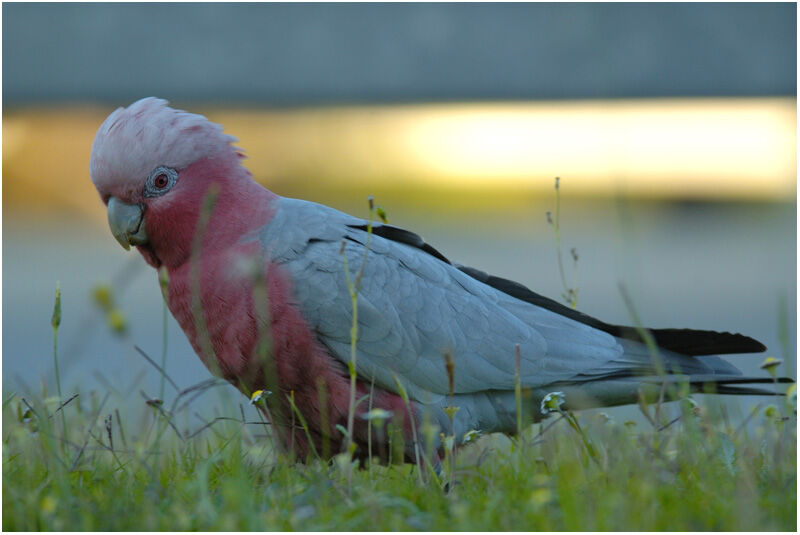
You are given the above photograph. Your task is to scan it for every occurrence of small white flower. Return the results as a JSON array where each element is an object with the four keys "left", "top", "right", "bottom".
[{"left": 540, "top": 391, "right": 565, "bottom": 415}]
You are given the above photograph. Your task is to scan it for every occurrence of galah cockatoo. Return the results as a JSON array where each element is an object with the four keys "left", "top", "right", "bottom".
[{"left": 90, "top": 98, "right": 787, "bottom": 461}]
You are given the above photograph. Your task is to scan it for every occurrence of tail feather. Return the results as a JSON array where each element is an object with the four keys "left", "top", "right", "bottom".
[
  {"left": 639, "top": 374, "right": 795, "bottom": 396},
  {"left": 456, "top": 265, "right": 768, "bottom": 356},
  {"left": 707, "top": 385, "right": 787, "bottom": 396},
  {"left": 616, "top": 327, "right": 767, "bottom": 356},
  {"left": 545, "top": 374, "right": 795, "bottom": 413}
]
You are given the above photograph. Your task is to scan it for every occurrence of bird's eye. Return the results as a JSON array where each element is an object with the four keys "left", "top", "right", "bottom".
[
  {"left": 154, "top": 173, "right": 169, "bottom": 189},
  {"left": 144, "top": 166, "right": 178, "bottom": 198}
]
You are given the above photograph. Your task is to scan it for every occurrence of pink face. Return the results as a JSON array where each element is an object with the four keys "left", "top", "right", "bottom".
[
  {"left": 89, "top": 98, "right": 242, "bottom": 267},
  {"left": 100, "top": 156, "right": 246, "bottom": 269}
]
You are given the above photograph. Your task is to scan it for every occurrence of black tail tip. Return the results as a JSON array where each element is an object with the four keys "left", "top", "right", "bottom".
[{"left": 641, "top": 328, "right": 768, "bottom": 356}]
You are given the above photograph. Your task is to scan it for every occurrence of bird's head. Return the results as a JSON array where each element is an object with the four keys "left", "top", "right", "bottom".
[{"left": 90, "top": 97, "right": 252, "bottom": 268}]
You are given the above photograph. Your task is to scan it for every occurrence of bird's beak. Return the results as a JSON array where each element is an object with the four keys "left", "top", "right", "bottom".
[{"left": 107, "top": 197, "right": 148, "bottom": 251}]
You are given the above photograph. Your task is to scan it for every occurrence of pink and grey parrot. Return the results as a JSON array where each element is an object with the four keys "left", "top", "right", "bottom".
[{"left": 90, "top": 98, "right": 788, "bottom": 461}]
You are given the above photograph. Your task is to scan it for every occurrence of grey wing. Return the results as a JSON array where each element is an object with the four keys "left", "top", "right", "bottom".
[{"left": 256, "top": 198, "right": 625, "bottom": 404}]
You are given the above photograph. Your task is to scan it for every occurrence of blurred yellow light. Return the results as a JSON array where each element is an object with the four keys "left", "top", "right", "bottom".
[
  {"left": 3, "top": 97, "right": 795, "bottom": 222},
  {"left": 398, "top": 99, "right": 796, "bottom": 198}
]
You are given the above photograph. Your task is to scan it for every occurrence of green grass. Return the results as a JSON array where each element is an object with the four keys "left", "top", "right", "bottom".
[{"left": 3, "top": 386, "right": 796, "bottom": 530}]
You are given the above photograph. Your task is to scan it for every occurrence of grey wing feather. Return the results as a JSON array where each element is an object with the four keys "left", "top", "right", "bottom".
[{"left": 253, "top": 198, "right": 627, "bottom": 404}]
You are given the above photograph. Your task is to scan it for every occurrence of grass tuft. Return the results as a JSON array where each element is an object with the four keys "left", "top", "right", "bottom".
[{"left": 3, "top": 385, "right": 795, "bottom": 530}]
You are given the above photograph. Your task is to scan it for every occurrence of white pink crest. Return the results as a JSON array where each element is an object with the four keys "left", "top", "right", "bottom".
[{"left": 89, "top": 97, "right": 239, "bottom": 193}]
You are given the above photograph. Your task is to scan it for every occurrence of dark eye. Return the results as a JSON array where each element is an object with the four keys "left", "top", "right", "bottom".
[
  {"left": 144, "top": 166, "right": 178, "bottom": 197},
  {"left": 154, "top": 173, "right": 169, "bottom": 189}
]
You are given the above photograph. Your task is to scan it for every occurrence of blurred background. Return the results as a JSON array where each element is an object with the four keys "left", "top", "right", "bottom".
[{"left": 3, "top": 4, "right": 796, "bottom": 421}]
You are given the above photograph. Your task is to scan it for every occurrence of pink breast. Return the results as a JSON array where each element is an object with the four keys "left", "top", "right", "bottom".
[{"left": 165, "top": 247, "right": 417, "bottom": 460}]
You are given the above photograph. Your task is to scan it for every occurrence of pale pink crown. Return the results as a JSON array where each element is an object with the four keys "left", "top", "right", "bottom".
[{"left": 90, "top": 97, "right": 239, "bottom": 193}]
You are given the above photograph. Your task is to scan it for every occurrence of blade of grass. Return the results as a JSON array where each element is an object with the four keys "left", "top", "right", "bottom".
[{"left": 51, "top": 282, "right": 68, "bottom": 448}]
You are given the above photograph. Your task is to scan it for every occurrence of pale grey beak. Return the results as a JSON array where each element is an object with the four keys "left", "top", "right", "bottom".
[{"left": 107, "top": 197, "right": 148, "bottom": 250}]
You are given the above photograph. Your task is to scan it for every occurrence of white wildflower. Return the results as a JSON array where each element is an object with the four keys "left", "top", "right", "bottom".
[{"left": 540, "top": 391, "right": 565, "bottom": 415}]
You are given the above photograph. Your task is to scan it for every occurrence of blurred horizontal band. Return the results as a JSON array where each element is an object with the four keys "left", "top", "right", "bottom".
[{"left": 3, "top": 97, "right": 795, "bottom": 219}]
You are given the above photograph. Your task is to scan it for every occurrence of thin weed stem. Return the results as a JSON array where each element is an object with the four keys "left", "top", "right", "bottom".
[
  {"left": 51, "top": 282, "right": 68, "bottom": 448},
  {"left": 189, "top": 184, "right": 222, "bottom": 376},
  {"left": 134, "top": 345, "right": 180, "bottom": 393},
  {"left": 546, "top": 177, "right": 579, "bottom": 309},
  {"left": 777, "top": 292, "right": 792, "bottom": 376},
  {"left": 317, "top": 377, "right": 331, "bottom": 460},
  {"left": 249, "top": 253, "right": 283, "bottom": 454},
  {"left": 559, "top": 409, "right": 602, "bottom": 468},
  {"left": 443, "top": 350, "right": 458, "bottom": 492},
  {"left": 515, "top": 344, "right": 522, "bottom": 438},
  {"left": 341, "top": 195, "right": 379, "bottom": 493},
  {"left": 367, "top": 377, "right": 375, "bottom": 474},
  {"left": 618, "top": 282, "right": 674, "bottom": 428},
  {"left": 391, "top": 373, "right": 427, "bottom": 487},
  {"left": 286, "top": 390, "right": 319, "bottom": 461},
  {"left": 158, "top": 266, "right": 170, "bottom": 401}
]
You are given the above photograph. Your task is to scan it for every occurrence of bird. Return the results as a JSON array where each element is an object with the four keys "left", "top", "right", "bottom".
[{"left": 89, "top": 97, "right": 790, "bottom": 462}]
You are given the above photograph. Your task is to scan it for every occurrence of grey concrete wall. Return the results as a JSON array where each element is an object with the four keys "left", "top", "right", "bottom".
[{"left": 3, "top": 3, "right": 796, "bottom": 104}]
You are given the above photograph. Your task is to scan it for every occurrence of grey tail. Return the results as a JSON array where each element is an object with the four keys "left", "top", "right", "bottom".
[
  {"left": 544, "top": 375, "right": 794, "bottom": 416},
  {"left": 649, "top": 374, "right": 795, "bottom": 396}
]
